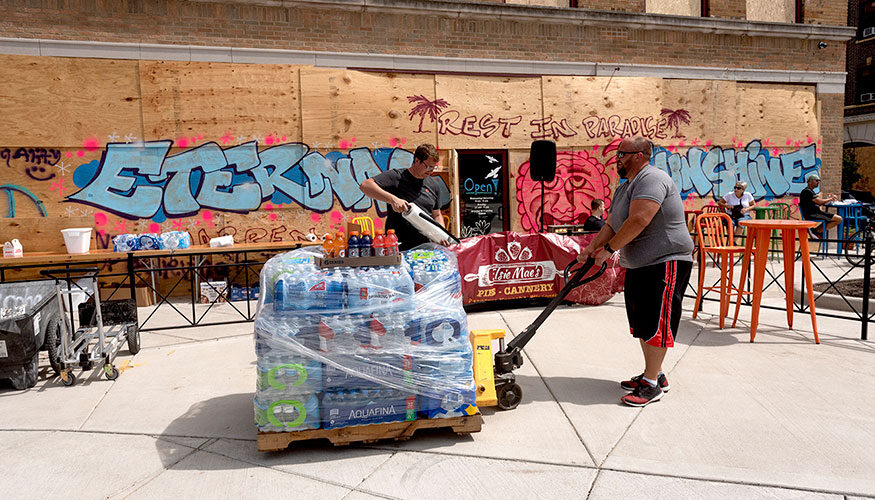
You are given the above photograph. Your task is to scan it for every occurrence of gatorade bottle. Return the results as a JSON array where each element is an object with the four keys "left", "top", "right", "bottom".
[
  {"left": 347, "top": 231, "right": 361, "bottom": 258},
  {"left": 335, "top": 232, "right": 347, "bottom": 258},
  {"left": 373, "top": 230, "right": 386, "bottom": 257},
  {"left": 322, "top": 233, "right": 334, "bottom": 257},
  {"left": 360, "top": 230, "right": 373, "bottom": 258},
  {"left": 386, "top": 229, "right": 399, "bottom": 255}
]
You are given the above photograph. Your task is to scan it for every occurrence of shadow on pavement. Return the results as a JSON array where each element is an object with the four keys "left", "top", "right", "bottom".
[
  {"left": 155, "top": 392, "right": 476, "bottom": 469},
  {"left": 515, "top": 374, "right": 621, "bottom": 407}
]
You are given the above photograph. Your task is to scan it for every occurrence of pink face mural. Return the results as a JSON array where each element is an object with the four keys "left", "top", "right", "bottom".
[{"left": 515, "top": 141, "right": 619, "bottom": 232}]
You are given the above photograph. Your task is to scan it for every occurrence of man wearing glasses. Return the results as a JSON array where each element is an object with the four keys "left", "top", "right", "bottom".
[
  {"left": 717, "top": 181, "right": 756, "bottom": 245},
  {"left": 799, "top": 173, "right": 841, "bottom": 239},
  {"left": 578, "top": 136, "right": 694, "bottom": 407}
]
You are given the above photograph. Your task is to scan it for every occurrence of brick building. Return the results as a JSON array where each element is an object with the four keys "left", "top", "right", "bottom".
[
  {"left": 845, "top": 0, "right": 875, "bottom": 194},
  {"left": 0, "top": 0, "right": 857, "bottom": 241}
]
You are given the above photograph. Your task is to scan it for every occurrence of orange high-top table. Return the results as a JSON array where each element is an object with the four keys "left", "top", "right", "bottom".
[{"left": 733, "top": 219, "right": 820, "bottom": 344}]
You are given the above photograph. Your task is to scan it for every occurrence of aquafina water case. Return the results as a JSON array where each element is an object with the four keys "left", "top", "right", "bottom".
[{"left": 254, "top": 244, "right": 473, "bottom": 432}]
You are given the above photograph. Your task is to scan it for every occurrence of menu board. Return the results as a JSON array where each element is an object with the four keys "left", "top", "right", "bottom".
[{"left": 458, "top": 151, "right": 508, "bottom": 238}]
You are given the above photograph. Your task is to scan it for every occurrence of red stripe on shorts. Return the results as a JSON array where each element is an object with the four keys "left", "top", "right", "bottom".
[{"left": 650, "top": 260, "right": 676, "bottom": 348}]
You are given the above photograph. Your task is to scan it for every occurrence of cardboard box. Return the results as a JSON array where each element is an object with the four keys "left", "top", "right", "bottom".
[
  {"left": 199, "top": 280, "right": 228, "bottom": 303},
  {"left": 99, "top": 286, "right": 154, "bottom": 307},
  {"left": 314, "top": 254, "right": 402, "bottom": 269}
]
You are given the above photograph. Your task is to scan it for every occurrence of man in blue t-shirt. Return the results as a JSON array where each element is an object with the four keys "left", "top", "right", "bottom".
[
  {"left": 359, "top": 144, "right": 449, "bottom": 251},
  {"left": 578, "top": 136, "right": 694, "bottom": 408}
]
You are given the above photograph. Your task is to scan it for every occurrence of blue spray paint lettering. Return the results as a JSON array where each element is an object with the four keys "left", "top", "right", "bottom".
[
  {"left": 67, "top": 141, "right": 434, "bottom": 219},
  {"left": 652, "top": 141, "right": 819, "bottom": 200}
]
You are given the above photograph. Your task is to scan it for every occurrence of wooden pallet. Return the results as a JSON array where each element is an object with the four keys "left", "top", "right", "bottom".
[{"left": 257, "top": 414, "right": 482, "bottom": 452}]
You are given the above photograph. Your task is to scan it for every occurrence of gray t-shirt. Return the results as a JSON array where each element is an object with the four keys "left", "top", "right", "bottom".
[{"left": 609, "top": 167, "right": 694, "bottom": 269}]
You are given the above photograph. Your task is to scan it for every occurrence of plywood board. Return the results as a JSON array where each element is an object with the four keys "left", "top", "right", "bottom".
[
  {"left": 300, "top": 68, "right": 436, "bottom": 150},
  {"left": 659, "top": 79, "right": 737, "bottom": 146},
  {"left": 542, "top": 76, "right": 665, "bottom": 149},
  {"left": 140, "top": 61, "right": 301, "bottom": 144},
  {"left": 735, "top": 83, "right": 818, "bottom": 145},
  {"left": 0, "top": 216, "right": 93, "bottom": 254},
  {"left": 434, "top": 75, "right": 542, "bottom": 150},
  {"left": 0, "top": 54, "right": 142, "bottom": 148}
]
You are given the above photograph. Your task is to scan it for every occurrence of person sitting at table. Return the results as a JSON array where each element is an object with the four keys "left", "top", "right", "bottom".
[
  {"left": 799, "top": 174, "right": 841, "bottom": 240},
  {"left": 717, "top": 181, "right": 756, "bottom": 245},
  {"left": 583, "top": 199, "right": 606, "bottom": 232}
]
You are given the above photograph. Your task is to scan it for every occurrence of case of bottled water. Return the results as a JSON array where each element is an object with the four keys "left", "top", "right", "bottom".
[{"left": 252, "top": 244, "right": 476, "bottom": 434}]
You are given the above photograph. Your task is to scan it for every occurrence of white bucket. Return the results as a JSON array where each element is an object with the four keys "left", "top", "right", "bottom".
[{"left": 61, "top": 227, "right": 93, "bottom": 254}]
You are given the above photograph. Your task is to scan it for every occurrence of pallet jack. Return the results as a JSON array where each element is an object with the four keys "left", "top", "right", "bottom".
[{"left": 471, "top": 257, "right": 606, "bottom": 410}]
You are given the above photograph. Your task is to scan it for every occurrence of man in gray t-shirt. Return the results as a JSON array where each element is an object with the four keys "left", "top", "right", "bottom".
[{"left": 577, "top": 136, "right": 694, "bottom": 408}]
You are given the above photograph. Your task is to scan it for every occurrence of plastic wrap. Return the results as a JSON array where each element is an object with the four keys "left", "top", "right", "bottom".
[{"left": 253, "top": 244, "right": 476, "bottom": 433}]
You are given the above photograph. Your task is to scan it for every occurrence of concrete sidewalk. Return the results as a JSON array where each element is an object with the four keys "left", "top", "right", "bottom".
[{"left": 1, "top": 294, "right": 873, "bottom": 499}]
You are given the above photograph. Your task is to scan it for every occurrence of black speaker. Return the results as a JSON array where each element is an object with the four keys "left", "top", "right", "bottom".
[{"left": 529, "top": 140, "right": 556, "bottom": 182}]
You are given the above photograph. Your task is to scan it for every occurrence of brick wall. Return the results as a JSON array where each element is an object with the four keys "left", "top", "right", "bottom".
[
  {"left": 804, "top": 0, "right": 848, "bottom": 26},
  {"left": 0, "top": 0, "right": 846, "bottom": 74},
  {"left": 709, "top": 0, "right": 746, "bottom": 19},
  {"left": 819, "top": 92, "right": 846, "bottom": 192}
]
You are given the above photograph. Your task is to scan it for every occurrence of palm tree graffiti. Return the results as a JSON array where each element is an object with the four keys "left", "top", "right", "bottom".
[
  {"left": 407, "top": 95, "right": 450, "bottom": 133},
  {"left": 660, "top": 108, "right": 691, "bottom": 138}
]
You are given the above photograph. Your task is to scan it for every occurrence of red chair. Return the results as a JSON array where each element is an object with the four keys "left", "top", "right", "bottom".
[{"left": 693, "top": 213, "right": 751, "bottom": 328}]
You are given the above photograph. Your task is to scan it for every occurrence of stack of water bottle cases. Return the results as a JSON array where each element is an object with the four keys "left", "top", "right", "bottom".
[{"left": 253, "top": 244, "right": 476, "bottom": 434}]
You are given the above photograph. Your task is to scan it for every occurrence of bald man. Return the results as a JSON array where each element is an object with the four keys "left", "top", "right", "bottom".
[{"left": 578, "top": 136, "right": 694, "bottom": 407}]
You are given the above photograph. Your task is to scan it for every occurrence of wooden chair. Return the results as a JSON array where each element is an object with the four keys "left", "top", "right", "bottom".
[{"left": 693, "top": 213, "right": 751, "bottom": 328}]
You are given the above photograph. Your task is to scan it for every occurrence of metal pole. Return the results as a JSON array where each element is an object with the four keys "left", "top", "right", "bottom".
[
  {"left": 540, "top": 180, "right": 545, "bottom": 233},
  {"left": 862, "top": 235, "right": 871, "bottom": 341}
]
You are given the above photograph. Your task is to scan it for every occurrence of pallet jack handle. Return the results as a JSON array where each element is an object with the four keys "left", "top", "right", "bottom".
[{"left": 494, "top": 257, "right": 607, "bottom": 376}]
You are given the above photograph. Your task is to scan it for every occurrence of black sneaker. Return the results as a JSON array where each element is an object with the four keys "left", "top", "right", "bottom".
[
  {"left": 620, "top": 373, "right": 670, "bottom": 392},
  {"left": 621, "top": 380, "right": 664, "bottom": 407}
]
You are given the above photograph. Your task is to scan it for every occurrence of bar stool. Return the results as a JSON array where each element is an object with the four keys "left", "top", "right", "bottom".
[{"left": 692, "top": 213, "right": 750, "bottom": 328}]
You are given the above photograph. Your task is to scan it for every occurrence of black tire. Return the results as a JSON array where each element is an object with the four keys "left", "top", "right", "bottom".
[
  {"left": 105, "top": 365, "right": 119, "bottom": 381},
  {"left": 844, "top": 228, "right": 872, "bottom": 267},
  {"left": 62, "top": 371, "right": 76, "bottom": 387},
  {"left": 126, "top": 325, "right": 140, "bottom": 355},
  {"left": 497, "top": 382, "right": 523, "bottom": 410},
  {"left": 44, "top": 318, "right": 62, "bottom": 376}
]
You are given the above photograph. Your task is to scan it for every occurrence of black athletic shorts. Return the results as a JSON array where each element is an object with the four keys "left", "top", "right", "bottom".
[
  {"left": 806, "top": 211, "right": 833, "bottom": 222},
  {"left": 624, "top": 260, "right": 692, "bottom": 348}
]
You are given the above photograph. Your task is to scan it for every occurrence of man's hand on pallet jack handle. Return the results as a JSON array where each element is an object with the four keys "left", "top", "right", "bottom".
[{"left": 578, "top": 220, "right": 620, "bottom": 268}]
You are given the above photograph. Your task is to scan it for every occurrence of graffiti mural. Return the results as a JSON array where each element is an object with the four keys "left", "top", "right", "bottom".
[
  {"left": 514, "top": 139, "right": 820, "bottom": 233},
  {"left": 67, "top": 141, "right": 443, "bottom": 221},
  {"left": 654, "top": 140, "right": 819, "bottom": 199},
  {"left": 0, "top": 184, "right": 48, "bottom": 217},
  {"left": 516, "top": 141, "right": 618, "bottom": 233},
  {"left": 408, "top": 96, "right": 689, "bottom": 142}
]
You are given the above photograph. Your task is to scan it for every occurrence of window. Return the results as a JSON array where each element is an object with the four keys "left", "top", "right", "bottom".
[
  {"left": 861, "top": 1, "right": 875, "bottom": 39},
  {"left": 746, "top": 0, "right": 794, "bottom": 23},
  {"left": 645, "top": 0, "right": 701, "bottom": 16},
  {"left": 859, "top": 64, "right": 875, "bottom": 104}
]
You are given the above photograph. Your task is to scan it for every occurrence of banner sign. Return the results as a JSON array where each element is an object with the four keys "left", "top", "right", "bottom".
[{"left": 451, "top": 231, "right": 624, "bottom": 306}]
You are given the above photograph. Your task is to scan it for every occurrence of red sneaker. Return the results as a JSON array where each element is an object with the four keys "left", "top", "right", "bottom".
[
  {"left": 620, "top": 373, "right": 670, "bottom": 392},
  {"left": 621, "top": 381, "right": 664, "bottom": 407}
]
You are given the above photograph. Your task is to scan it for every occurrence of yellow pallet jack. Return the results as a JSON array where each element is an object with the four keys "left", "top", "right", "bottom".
[{"left": 471, "top": 258, "right": 606, "bottom": 410}]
